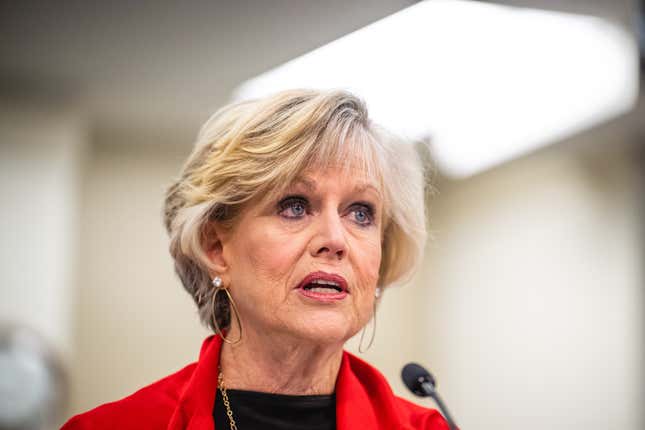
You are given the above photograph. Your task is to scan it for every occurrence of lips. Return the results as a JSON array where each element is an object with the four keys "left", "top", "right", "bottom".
[
  {"left": 295, "top": 271, "right": 349, "bottom": 302},
  {"left": 296, "top": 271, "right": 348, "bottom": 292}
]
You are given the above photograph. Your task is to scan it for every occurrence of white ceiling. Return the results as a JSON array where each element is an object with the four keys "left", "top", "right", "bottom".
[
  {"left": 0, "top": 0, "right": 417, "bottom": 133},
  {"left": 0, "top": 0, "right": 635, "bottom": 136}
]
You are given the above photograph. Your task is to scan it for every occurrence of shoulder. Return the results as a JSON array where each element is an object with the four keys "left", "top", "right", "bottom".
[
  {"left": 61, "top": 363, "right": 196, "bottom": 430},
  {"left": 340, "top": 352, "right": 449, "bottom": 430},
  {"left": 393, "top": 395, "right": 451, "bottom": 430}
]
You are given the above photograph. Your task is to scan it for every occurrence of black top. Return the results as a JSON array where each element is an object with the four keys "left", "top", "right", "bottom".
[{"left": 213, "top": 388, "right": 336, "bottom": 430}]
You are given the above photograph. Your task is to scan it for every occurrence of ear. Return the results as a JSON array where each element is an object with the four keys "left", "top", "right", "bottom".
[{"left": 203, "top": 222, "right": 230, "bottom": 278}]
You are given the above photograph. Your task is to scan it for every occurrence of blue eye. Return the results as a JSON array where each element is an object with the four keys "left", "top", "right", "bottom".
[
  {"left": 350, "top": 204, "right": 374, "bottom": 226},
  {"left": 278, "top": 196, "right": 308, "bottom": 219}
]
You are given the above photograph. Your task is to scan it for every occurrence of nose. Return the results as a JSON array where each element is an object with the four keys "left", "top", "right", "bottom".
[{"left": 309, "top": 209, "right": 348, "bottom": 261}]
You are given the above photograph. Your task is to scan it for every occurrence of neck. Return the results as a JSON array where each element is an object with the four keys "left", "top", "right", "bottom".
[{"left": 218, "top": 325, "right": 344, "bottom": 396}]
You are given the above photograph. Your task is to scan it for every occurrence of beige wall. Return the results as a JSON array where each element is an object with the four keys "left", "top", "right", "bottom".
[
  {"left": 0, "top": 103, "right": 85, "bottom": 360},
  {"left": 68, "top": 134, "right": 210, "bottom": 415},
  {"left": 422, "top": 146, "right": 643, "bottom": 429}
]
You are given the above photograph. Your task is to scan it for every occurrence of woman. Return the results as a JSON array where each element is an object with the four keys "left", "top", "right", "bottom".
[{"left": 62, "top": 89, "right": 448, "bottom": 429}]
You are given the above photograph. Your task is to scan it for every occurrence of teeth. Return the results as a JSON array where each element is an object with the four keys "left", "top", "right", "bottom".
[
  {"left": 307, "top": 287, "right": 340, "bottom": 294},
  {"left": 302, "top": 278, "right": 343, "bottom": 292},
  {"left": 311, "top": 279, "right": 340, "bottom": 287}
]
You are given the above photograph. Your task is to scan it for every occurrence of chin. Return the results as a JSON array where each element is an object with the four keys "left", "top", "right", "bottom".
[{"left": 290, "top": 311, "right": 359, "bottom": 346}]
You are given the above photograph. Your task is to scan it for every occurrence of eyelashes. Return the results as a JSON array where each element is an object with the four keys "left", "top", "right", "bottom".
[
  {"left": 277, "top": 195, "right": 376, "bottom": 226},
  {"left": 350, "top": 202, "right": 375, "bottom": 226},
  {"left": 278, "top": 195, "right": 308, "bottom": 219}
]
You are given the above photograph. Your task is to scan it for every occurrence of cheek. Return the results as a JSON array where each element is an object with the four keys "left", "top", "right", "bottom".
[
  {"left": 353, "top": 233, "right": 382, "bottom": 289},
  {"left": 237, "top": 225, "right": 305, "bottom": 287}
]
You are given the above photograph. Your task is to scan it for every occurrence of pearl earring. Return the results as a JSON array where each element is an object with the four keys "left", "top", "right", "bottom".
[
  {"left": 212, "top": 276, "right": 223, "bottom": 288},
  {"left": 375, "top": 287, "right": 381, "bottom": 299}
]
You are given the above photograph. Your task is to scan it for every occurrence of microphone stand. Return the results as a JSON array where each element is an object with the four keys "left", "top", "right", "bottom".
[{"left": 421, "top": 381, "right": 458, "bottom": 430}]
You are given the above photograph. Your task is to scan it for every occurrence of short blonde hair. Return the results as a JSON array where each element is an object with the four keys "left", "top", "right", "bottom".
[{"left": 164, "top": 89, "right": 429, "bottom": 332}]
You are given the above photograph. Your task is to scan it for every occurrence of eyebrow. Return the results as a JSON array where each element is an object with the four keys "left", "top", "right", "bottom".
[{"left": 287, "top": 177, "right": 382, "bottom": 198}]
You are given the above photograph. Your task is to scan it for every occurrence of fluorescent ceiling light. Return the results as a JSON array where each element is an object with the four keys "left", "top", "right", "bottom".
[{"left": 234, "top": 0, "right": 638, "bottom": 178}]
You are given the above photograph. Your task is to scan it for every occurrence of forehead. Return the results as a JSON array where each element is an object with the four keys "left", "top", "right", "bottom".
[{"left": 291, "top": 170, "right": 379, "bottom": 191}]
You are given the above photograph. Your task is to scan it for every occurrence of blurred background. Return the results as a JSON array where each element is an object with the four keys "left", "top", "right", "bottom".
[{"left": 0, "top": 1, "right": 643, "bottom": 429}]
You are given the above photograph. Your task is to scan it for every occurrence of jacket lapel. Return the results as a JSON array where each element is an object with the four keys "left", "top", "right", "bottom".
[
  {"left": 336, "top": 351, "right": 403, "bottom": 430},
  {"left": 168, "top": 335, "right": 221, "bottom": 430}
]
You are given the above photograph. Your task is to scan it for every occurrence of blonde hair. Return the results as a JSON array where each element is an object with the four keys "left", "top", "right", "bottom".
[{"left": 164, "top": 89, "right": 429, "bottom": 331}]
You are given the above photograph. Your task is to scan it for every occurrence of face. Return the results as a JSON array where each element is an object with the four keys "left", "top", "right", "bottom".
[{"left": 212, "top": 166, "right": 383, "bottom": 346}]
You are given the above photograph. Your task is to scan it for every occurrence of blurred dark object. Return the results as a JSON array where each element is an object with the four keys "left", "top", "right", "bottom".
[
  {"left": 639, "top": 0, "right": 644, "bottom": 71},
  {"left": 0, "top": 324, "right": 68, "bottom": 430}
]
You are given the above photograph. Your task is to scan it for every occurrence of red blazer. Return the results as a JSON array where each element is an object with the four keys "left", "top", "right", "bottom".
[{"left": 62, "top": 335, "right": 449, "bottom": 429}]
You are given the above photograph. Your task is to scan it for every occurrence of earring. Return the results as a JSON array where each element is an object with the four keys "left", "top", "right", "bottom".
[
  {"left": 359, "top": 287, "right": 381, "bottom": 353},
  {"left": 211, "top": 276, "right": 242, "bottom": 344}
]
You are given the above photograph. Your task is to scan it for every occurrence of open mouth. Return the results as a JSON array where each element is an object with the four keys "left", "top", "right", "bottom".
[
  {"left": 302, "top": 279, "right": 344, "bottom": 293},
  {"left": 296, "top": 271, "right": 349, "bottom": 300}
]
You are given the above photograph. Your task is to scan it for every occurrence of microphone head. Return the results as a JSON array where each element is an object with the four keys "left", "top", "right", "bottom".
[{"left": 401, "top": 362, "right": 436, "bottom": 397}]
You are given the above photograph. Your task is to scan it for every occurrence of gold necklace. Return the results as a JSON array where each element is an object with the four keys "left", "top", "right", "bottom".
[{"left": 218, "top": 366, "right": 239, "bottom": 430}]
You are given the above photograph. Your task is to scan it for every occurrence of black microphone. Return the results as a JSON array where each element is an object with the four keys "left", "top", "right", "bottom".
[{"left": 401, "top": 363, "right": 458, "bottom": 430}]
